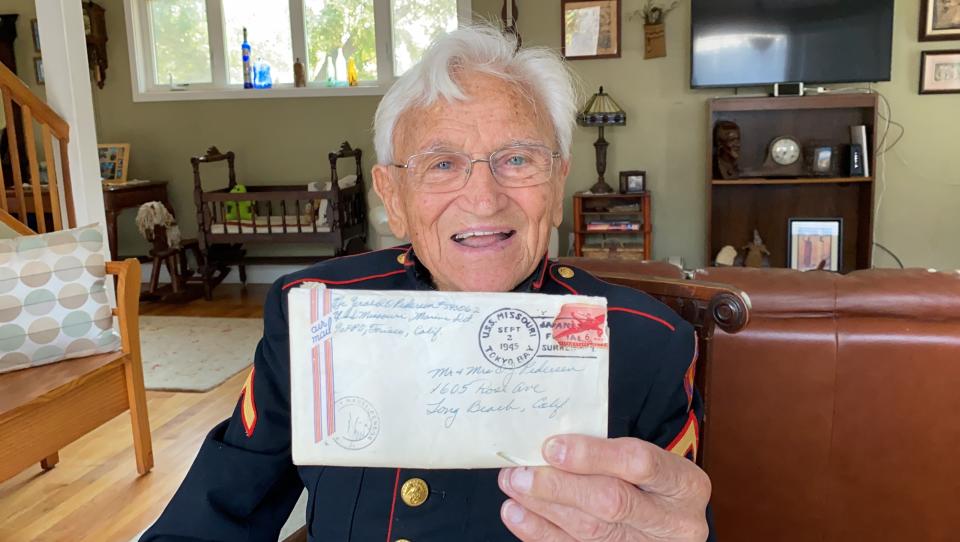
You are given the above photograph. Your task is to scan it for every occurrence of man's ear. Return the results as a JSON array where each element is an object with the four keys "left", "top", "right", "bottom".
[
  {"left": 551, "top": 159, "right": 570, "bottom": 228},
  {"left": 372, "top": 164, "right": 409, "bottom": 239}
]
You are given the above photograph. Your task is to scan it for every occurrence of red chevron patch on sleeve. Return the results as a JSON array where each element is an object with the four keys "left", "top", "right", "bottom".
[
  {"left": 239, "top": 367, "right": 257, "bottom": 437},
  {"left": 666, "top": 410, "right": 699, "bottom": 462}
]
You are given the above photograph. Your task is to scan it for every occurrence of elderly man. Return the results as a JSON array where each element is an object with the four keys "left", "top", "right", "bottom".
[{"left": 143, "top": 25, "right": 711, "bottom": 542}]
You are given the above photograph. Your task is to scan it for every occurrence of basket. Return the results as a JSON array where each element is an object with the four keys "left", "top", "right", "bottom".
[{"left": 581, "top": 239, "right": 645, "bottom": 260}]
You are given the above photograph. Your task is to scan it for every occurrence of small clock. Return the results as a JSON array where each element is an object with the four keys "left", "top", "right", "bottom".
[{"left": 769, "top": 136, "right": 801, "bottom": 166}]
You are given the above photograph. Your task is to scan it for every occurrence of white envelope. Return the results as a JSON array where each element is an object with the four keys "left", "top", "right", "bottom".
[{"left": 288, "top": 285, "right": 609, "bottom": 469}]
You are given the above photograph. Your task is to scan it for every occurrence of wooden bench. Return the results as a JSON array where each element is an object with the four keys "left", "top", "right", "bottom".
[{"left": 0, "top": 210, "right": 152, "bottom": 482}]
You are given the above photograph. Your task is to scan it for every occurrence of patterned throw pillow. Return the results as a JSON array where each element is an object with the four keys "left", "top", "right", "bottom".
[{"left": 0, "top": 224, "right": 120, "bottom": 373}]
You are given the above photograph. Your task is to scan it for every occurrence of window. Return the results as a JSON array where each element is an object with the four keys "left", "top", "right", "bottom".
[{"left": 125, "top": 0, "right": 471, "bottom": 101}]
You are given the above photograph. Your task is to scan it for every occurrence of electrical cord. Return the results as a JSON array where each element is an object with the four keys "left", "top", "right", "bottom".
[{"left": 873, "top": 242, "right": 904, "bottom": 269}]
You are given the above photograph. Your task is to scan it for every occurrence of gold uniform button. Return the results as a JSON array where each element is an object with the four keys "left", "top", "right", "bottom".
[
  {"left": 395, "top": 539, "right": 411, "bottom": 542},
  {"left": 557, "top": 266, "right": 575, "bottom": 279},
  {"left": 397, "top": 252, "right": 407, "bottom": 265},
  {"left": 400, "top": 477, "right": 429, "bottom": 507}
]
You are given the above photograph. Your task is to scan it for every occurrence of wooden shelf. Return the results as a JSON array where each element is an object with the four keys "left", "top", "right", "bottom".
[
  {"left": 707, "top": 94, "right": 878, "bottom": 273},
  {"left": 582, "top": 211, "right": 643, "bottom": 216},
  {"left": 712, "top": 177, "right": 874, "bottom": 186},
  {"left": 573, "top": 192, "right": 652, "bottom": 259}
]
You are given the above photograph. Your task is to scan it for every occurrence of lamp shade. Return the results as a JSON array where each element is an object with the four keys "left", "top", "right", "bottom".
[{"left": 577, "top": 86, "right": 627, "bottom": 126}]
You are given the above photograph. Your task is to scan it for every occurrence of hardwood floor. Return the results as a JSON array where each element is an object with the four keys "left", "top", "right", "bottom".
[{"left": 0, "top": 285, "right": 270, "bottom": 542}]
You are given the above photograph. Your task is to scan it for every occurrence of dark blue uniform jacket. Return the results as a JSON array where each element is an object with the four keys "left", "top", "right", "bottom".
[{"left": 142, "top": 246, "right": 707, "bottom": 541}]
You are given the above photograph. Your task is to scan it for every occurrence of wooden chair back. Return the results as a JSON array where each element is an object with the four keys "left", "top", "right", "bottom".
[
  {"left": 560, "top": 258, "right": 752, "bottom": 465},
  {"left": 0, "top": 61, "right": 74, "bottom": 233}
]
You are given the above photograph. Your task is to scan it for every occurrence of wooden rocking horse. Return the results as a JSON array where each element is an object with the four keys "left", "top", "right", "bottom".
[{"left": 135, "top": 201, "right": 215, "bottom": 302}]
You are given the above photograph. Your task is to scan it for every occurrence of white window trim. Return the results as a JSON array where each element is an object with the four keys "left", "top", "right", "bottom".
[{"left": 124, "top": 0, "right": 472, "bottom": 102}]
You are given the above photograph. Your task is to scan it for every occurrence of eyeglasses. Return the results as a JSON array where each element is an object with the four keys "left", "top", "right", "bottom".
[{"left": 391, "top": 144, "right": 562, "bottom": 193}]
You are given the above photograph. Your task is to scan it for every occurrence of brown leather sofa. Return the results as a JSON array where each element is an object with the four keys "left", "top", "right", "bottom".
[
  {"left": 698, "top": 267, "right": 960, "bottom": 541},
  {"left": 565, "top": 259, "right": 960, "bottom": 541}
]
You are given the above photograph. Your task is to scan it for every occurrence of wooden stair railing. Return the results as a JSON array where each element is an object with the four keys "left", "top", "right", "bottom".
[{"left": 0, "top": 60, "right": 75, "bottom": 233}]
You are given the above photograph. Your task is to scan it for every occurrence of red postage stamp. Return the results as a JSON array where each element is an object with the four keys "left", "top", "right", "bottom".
[{"left": 551, "top": 303, "right": 609, "bottom": 349}]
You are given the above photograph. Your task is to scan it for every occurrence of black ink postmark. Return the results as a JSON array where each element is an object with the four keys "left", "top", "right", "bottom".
[
  {"left": 333, "top": 396, "right": 380, "bottom": 450},
  {"left": 478, "top": 308, "right": 541, "bottom": 369}
]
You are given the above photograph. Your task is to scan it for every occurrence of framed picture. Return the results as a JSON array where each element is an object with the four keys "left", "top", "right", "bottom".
[
  {"left": 562, "top": 0, "right": 621, "bottom": 60},
  {"left": 98, "top": 143, "right": 131, "bottom": 183},
  {"left": 810, "top": 146, "right": 834, "bottom": 175},
  {"left": 920, "top": 50, "right": 960, "bottom": 94},
  {"left": 920, "top": 0, "right": 960, "bottom": 41},
  {"left": 619, "top": 170, "right": 645, "bottom": 193},
  {"left": 31, "top": 18, "right": 41, "bottom": 52},
  {"left": 787, "top": 219, "right": 842, "bottom": 272},
  {"left": 33, "top": 57, "right": 43, "bottom": 85}
]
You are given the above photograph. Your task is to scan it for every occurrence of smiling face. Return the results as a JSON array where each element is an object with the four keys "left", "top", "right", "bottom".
[{"left": 372, "top": 72, "right": 569, "bottom": 292}]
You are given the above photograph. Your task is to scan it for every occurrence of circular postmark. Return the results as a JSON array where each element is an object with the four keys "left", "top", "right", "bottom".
[
  {"left": 478, "top": 308, "right": 541, "bottom": 369},
  {"left": 333, "top": 396, "right": 380, "bottom": 450}
]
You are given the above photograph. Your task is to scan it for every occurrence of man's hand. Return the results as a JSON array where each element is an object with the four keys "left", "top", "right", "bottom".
[{"left": 498, "top": 435, "right": 711, "bottom": 542}]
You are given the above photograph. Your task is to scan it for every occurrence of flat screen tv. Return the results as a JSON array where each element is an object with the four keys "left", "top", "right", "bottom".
[{"left": 691, "top": 0, "right": 894, "bottom": 88}]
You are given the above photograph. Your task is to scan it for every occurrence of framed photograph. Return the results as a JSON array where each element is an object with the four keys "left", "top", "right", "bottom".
[
  {"left": 810, "top": 146, "right": 834, "bottom": 175},
  {"left": 562, "top": 0, "right": 621, "bottom": 60},
  {"left": 920, "top": 0, "right": 960, "bottom": 41},
  {"left": 98, "top": 143, "right": 131, "bottom": 183},
  {"left": 920, "top": 50, "right": 960, "bottom": 94},
  {"left": 31, "top": 18, "right": 41, "bottom": 52},
  {"left": 787, "top": 219, "right": 842, "bottom": 272},
  {"left": 619, "top": 170, "right": 646, "bottom": 194},
  {"left": 33, "top": 57, "right": 43, "bottom": 85}
]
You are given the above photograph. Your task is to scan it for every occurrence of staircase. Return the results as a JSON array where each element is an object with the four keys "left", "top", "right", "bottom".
[{"left": 0, "top": 60, "right": 74, "bottom": 233}]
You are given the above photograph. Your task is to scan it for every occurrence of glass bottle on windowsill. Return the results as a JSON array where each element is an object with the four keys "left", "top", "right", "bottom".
[{"left": 242, "top": 27, "right": 253, "bottom": 89}]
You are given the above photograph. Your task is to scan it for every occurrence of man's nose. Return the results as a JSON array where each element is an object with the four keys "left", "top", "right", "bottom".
[{"left": 458, "top": 159, "right": 505, "bottom": 213}]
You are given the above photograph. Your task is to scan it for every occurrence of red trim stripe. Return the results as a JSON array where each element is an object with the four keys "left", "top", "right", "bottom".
[
  {"left": 312, "top": 343, "right": 322, "bottom": 441},
  {"left": 548, "top": 265, "right": 579, "bottom": 295},
  {"left": 323, "top": 288, "right": 335, "bottom": 436},
  {"left": 283, "top": 269, "right": 406, "bottom": 290},
  {"left": 608, "top": 307, "right": 676, "bottom": 332},
  {"left": 532, "top": 255, "right": 550, "bottom": 290},
  {"left": 385, "top": 468, "right": 402, "bottom": 542}
]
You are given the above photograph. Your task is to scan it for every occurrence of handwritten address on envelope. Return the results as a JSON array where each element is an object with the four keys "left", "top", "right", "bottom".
[{"left": 289, "top": 285, "right": 609, "bottom": 469}]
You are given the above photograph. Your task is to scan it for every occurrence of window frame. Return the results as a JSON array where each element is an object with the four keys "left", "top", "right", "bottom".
[{"left": 123, "top": 0, "right": 472, "bottom": 102}]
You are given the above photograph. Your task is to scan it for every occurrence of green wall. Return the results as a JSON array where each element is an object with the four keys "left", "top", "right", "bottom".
[{"left": 12, "top": 0, "right": 959, "bottom": 268}]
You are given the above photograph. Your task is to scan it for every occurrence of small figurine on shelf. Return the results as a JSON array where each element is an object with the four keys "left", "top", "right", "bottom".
[
  {"left": 347, "top": 57, "right": 358, "bottom": 86},
  {"left": 713, "top": 120, "right": 742, "bottom": 180},
  {"left": 741, "top": 229, "right": 771, "bottom": 268},
  {"left": 714, "top": 245, "right": 738, "bottom": 267}
]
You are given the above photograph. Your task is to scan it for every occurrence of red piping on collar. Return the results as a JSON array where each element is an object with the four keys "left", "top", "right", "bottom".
[
  {"left": 608, "top": 307, "right": 676, "bottom": 332},
  {"left": 548, "top": 264, "right": 579, "bottom": 295},
  {"left": 385, "top": 468, "right": 401, "bottom": 542},
  {"left": 282, "top": 269, "right": 406, "bottom": 290},
  {"left": 532, "top": 255, "right": 550, "bottom": 291}
]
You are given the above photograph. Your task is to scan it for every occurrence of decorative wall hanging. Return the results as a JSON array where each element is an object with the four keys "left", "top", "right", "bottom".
[{"left": 629, "top": 0, "right": 679, "bottom": 59}]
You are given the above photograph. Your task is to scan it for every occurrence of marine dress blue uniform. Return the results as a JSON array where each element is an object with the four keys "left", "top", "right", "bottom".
[{"left": 142, "top": 246, "right": 705, "bottom": 541}]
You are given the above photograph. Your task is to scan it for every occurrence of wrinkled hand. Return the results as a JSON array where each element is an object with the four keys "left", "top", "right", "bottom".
[{"left": 498, "top": 435, "right": 711, "bottom": 542}]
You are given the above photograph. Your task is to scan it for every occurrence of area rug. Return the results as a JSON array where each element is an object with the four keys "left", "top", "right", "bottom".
[{"left": 139, "top": 316, "right": 262, "bottom": 392}]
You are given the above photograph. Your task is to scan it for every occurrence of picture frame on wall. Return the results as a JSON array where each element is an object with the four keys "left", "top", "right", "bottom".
[
  {"left": 920, "top": 0, "right": 960, "bottom": 41},
  {"left": 787, "top": 218, "right": 842, "bottom": 272},
  {"left": 33, "top": 57, "right": 43, "bottom": 85},
  {"left": 562, "top": 0, "right": 621, "bottom": 60},
  {"left": 919, "top": 50, "right": 960, "bottom": 94},
  {"left": 619, "top": 170, "right": 646, "bottom": 193},
  {"left": 30, "top": 18, "right": 41, "bottom": 52},
  {"left": 98, "top": 143, "right": 131, "bottom": 183}
]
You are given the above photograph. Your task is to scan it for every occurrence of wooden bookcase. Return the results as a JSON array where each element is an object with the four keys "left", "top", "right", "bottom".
[
  {"left": 706, "top": 94, "right": 878, "bottom": 273},
  {"left": 573, "top": 192, "right": 651, "bottom": 259}
]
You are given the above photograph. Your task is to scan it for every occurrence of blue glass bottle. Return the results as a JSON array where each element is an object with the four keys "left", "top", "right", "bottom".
[{"left": 242, "top": 27, "right": 252, "bottom": 89}]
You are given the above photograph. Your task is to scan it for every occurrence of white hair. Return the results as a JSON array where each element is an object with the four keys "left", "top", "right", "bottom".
[{"left": 373, "top": 24, "right": 579, "bottom": 165}]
